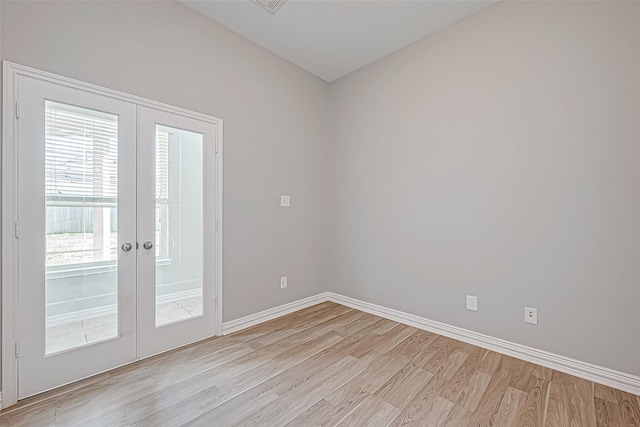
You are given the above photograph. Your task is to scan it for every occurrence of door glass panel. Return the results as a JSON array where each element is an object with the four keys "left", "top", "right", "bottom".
[
  {"left": 155, "top": 125, "right": 204, "bottom": 326},
  {"left": 45, "top": 101, "right": 119, "bottom": 354}
]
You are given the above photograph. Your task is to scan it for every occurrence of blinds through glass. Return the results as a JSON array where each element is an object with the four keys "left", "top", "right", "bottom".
[
  {"left": 45, "top": 101, "right": 119, "bottom": 204},
  {"left": 45, "top": 102, "right": 170, "bottom": 204}
]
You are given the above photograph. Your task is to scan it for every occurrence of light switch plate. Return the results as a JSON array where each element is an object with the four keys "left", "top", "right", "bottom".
[
  {"left": 280, "top": 195, "right": 291, "bottom": 207},
  {"left": 280, "top": 276, "right": 288, "bottom": 288}
]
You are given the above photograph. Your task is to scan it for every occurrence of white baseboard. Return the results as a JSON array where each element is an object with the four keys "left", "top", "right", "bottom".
[
  {"left": 222, "top": 292, "right": 331, "bottom": 335},
  {"left": 325, "top": 292, "right": 640, "bottom": 397},
  {"left": 221, "top": 291, "right": 640, "bottom": 396},
  {"left": 0, "top": 391, "right": 3, "bottom": 411}
]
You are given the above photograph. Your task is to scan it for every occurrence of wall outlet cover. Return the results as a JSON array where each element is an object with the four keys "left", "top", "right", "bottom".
[
  {"left": 466, "top": 295, "right": 478, "bottom": 311},
  {"left": 280, "top": 195, "right": 291, "bottom": 207},
  {"left": 525, "top": 307, "right": 538, "bottom": 325}
]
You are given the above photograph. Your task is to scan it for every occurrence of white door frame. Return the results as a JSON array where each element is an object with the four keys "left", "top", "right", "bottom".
[{"left": 1, "top": 61, "right": 224, "bottom": 408}]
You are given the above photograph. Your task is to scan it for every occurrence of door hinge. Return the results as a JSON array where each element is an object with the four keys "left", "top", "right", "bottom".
[
  {"left": 215, "top": 219, "right": 219, "bottom": 231},
  {"left": 15, "top": 222, "right": 20, "bottom": 238},
  {"left": 215, "top": 141, "right": 218, "bottom": 154},
  {"left": 15, "top": 101, "right": 20, "bottom": 119},
  {"left": 15, "top": 341, "right": 20, "bottom": 358}
]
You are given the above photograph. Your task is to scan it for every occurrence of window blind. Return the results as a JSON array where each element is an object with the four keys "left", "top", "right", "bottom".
[
  {"left": 45, "top": 102, "right": 170, "bottom": 204},
  {"left": 45, "top": 101, "right": 118, "bottom": 204},
  {"left": 156, "top": 129, "right": 169, "bottom": 203}
]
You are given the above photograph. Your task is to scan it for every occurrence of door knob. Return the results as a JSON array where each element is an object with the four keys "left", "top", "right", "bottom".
[
  {"left": 143, "top": 241, "right": 154, "bottom": 250},
  {"left": 121, "top": 242, "right": 133, "bottom": 252}
]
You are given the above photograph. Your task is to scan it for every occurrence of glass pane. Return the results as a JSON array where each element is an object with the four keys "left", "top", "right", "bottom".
[
  {"left": 155, "top": 125, "right": 204, "bottom": 326},
  {"left": 45, "top": 101, "right": 119, "bottom": 354}
]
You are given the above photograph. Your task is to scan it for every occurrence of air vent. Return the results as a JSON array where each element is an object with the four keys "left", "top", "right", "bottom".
[{"left": 253, "top": 0, "right": 288, "bottom": 14}]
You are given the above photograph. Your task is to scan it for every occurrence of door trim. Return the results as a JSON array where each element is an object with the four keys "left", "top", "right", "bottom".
[{"left": 1, "top": 61, "right": 224, "bottom": 408}]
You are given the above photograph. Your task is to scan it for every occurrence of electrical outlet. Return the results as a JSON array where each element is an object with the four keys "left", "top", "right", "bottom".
[
  {"left": 280, "top": 195, "right": 291, "bottom": 207},
  {"left": 524, "top": 307, "right": 538, "bottom": 325},
  {"left": 466, "top": 295, "right": 478, "bottom": 311},
  {"left": 280, "top": 276, "right": 288, "bottom": 289}
]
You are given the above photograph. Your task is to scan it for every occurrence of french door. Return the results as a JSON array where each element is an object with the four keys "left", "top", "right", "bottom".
[
  {"left": 15, "top": 74, "right": 219, "bottom": 398},
  {"left": 137, "top": 107, "right": 218, "bottom": 359}
]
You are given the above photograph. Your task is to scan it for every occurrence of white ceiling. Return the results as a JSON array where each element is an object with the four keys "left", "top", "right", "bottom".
[{"left": 179, "top": 0, "right": 498, "bottom": 83}]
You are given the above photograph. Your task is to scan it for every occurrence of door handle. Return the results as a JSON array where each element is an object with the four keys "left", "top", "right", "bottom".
[
  {"left": 121, "top": 242, "right": 133, "bottom": 252},
  {"left": 143, "top": 241, "right": 154, "bottom": 250}
]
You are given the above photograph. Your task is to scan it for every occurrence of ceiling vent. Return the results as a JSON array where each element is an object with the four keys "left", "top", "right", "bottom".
[{"left": 253, "top": 0, "right": 288, "bottom": 14}]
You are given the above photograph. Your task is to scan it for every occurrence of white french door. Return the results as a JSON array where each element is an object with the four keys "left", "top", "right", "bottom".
[
  {"left": 137, "top": 107, "right": 218, "bottom": 359},
  {"left": 18, "top": 77, "right": 138, "bottom": 398},
  {"left": 14, "top": 73, "right": 220, "bottom": 399}
]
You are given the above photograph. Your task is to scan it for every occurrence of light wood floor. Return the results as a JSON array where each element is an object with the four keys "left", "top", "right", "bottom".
[{"left": 1, "top": 302, "right": 639, "bottom": 426}]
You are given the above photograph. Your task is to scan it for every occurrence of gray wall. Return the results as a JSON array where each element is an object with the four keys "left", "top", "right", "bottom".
[
  {"left": 1, "top": 0, "right": 330, "bottom": 323},
  {"left": 328, "top": 0, "right": 640, "bottom": 376}
]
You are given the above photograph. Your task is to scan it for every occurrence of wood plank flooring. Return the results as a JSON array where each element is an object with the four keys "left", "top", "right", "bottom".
[{"left": 1, "top": 302, "right": 639, "bottom": 426}]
